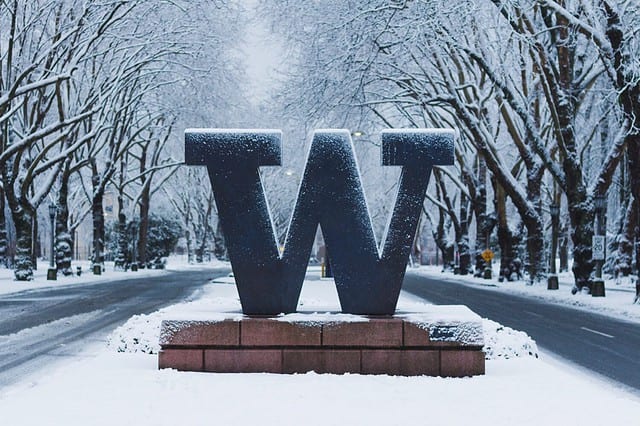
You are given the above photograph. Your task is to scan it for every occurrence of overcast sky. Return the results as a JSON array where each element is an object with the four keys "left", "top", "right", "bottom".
[{"left": 242, "top": 2, "right": 284, "bottom": 105}]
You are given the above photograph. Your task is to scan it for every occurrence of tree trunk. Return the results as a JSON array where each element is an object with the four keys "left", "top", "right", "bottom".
[
  {"left": 473, "top": 156, "right": 493, "bottom": 276},
  {"left": 13, "top": 210, "right": 33, "bottom": 280},
  {"left": 433, "top": 209, "right": 454, "bottom": 271},
  {"left": 458, "top": 194, "right": 471, "bottom": 275},
  {"left": 448, "top": 98, "right": 544, "bottom": 283},
  {"left": 0, "top": 187, "right": 7, "bottom": 268},
  {"left": 115, "top": 201, "right": 128, "bottom": 269},
  {"left": 616, "top": 199, "right": 636, "bottom": 277},
  {"left": 114, "top": 158, "right": 128, "bottom": 270},
  {"left": 185, "top": 229, "right": 193, "bottom": 264},
  {"left": 137, "top": 184, "right": 150, "bottom": 268},
  {"left": 525, "top": 165, "right": 545, "bottom": 283},
  {"left": 195, "top": 232, "right": 204, "bottom": 263},
  {"left": 91, "top": 165, "right": 105, "bottom": 271},
  {"left": 31, "top": 215, "right": 38, "bottom": 270},
  {"left": 3, "top": 161, "right": 32, "bottom": 279},
  {"left": 137, "top": 142, "right": 151, "bottom": 268},
  {"left": 194, "top": 192, "right": 214, "bottom": 263},
  {"left": 494, "top": 179, "right": 518, "bottom": 281},
  {"left": 597, "top": 3, "right": 640, "bottom": 282},
  {"left": 628, "top": 136, "right": 640, "bottom": 278},
  {"left": 559, "top": 220, "right": 569, "bottom": 272},
  {"left": 55, "top": 160, "right": 73, "bottom": 275},
  {"left": 213, "top": 220, "right": 227, "bottom": 261},
  {"left": 433, "top": 171, "right": 461, "bottom": 272},
  {"left": 554, "top": 9, "right": 594, "bottom": 290}
]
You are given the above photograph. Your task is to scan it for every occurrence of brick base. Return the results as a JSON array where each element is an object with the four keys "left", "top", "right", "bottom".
[{"left": 158, "top": 317, "right": 485, "bottom": 377}]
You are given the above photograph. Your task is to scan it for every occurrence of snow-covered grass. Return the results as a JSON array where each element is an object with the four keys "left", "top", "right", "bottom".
[
  {"left": 2, "top": 271, "right": 639, "bottom": 425},
  {"left": 3, "top": 354, "right": 639, "bottom": 426},
  {"left": 413, "top": 265, "right": 640, "bottom": 324},
  {"left": 0, "top": 256, "right": 228, "bottom": 296}
]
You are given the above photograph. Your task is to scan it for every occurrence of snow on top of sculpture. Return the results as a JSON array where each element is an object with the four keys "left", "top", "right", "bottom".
[{"left": 185, "top": 128, "right": 454, "bottom": 315}]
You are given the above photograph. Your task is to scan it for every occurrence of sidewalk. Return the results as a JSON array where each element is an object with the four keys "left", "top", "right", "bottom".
[
  {"left": 0, "top": 257, "right": 225, "bottom": 297},
  {"left": 413, "top": 265, "right": 640, "bottom": 324}
]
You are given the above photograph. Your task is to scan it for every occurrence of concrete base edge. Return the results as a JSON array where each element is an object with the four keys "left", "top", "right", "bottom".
[{"left": 158, "top": 315, "right": 485, "bottom": 377}]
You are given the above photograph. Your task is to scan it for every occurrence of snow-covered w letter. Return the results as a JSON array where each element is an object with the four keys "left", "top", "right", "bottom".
[{"left": 185, "top": 129, "right": 454, "bottom": 315}]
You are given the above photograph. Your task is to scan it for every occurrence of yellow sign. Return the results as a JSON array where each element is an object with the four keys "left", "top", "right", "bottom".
[{"left": 481, "top": 249, "right": 494, "bottom": 262}]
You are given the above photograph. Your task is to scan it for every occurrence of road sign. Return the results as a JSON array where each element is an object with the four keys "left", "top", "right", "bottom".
[
  {"left": 592, "top": 236, "right": 606, "bottom": 260},
  {"left": 481, "top": 249, "right": 494, "bottom": 262}
]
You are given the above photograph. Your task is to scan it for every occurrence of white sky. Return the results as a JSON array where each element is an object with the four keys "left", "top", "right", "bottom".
[{"left": 242, "top": 1, "right": 285, "bottom": 106}]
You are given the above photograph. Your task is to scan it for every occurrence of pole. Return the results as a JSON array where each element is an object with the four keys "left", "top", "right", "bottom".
[
  {"left": 47, "top": 203, "right": 57, "bottom": 280},
  {"left": 50, "top": 215, "right": 54, "bottom": 269},
  {"left": 592, "top": 196, "right": 606, "bottom": 297},
  {"left": 548, "top": 204, "right": 559, "bottom": 290}
]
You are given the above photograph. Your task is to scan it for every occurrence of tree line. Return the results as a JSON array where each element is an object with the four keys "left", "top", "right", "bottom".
[
  {"left": 0, "top": 0, "right": 244, "bottom": 279},
  {"left": 261, "top": 0, "right": 640, "bottom": 291}
]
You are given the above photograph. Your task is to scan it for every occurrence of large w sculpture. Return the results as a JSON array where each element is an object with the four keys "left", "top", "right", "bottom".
[{"left": 186, "top": 129, "right": 454, "bottom": 315}]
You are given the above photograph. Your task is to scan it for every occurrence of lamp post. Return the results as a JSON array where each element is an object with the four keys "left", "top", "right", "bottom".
[
  {"left": 592, "top": 195, "right": 606, "bottom": 297},
  {"left": 548, "top": 203, "right": 560, "bottom": 290},
  {"left": 131, "top": 222, "right": 138, "bottom": 271},
  {"left": 47, "top": 203, "right": 57, "bottom": 280}
]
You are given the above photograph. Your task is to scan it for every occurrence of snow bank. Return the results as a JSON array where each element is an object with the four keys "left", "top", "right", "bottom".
[
  {"left": 108, "top": 278, "right": 538, "bottom": 360},
  {"left": 107, "top": 312, "right": 162, "bottom": 354},
  {"left": 414, "top": 266, "right": 640, "bottom": 325},
  {"left": 482, "top": 319, "right": 539, "bottom": 360},
  {"left": 4, "top": 271, "right": 637, "bottom": 426}
]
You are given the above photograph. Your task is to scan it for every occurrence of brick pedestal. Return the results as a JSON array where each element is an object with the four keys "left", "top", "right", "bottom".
[{"left": 159, "top": 314, "right": 485, "bottom": 377}]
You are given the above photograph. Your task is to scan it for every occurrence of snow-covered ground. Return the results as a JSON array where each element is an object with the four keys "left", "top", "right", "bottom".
[
  {"left": 413, "top": 265, "right": 640, "bottom": 324},
  {"left": 0, "top": 256, "right": 226, "bottom": 296},
  {"left": 1, "top": 271, "right": 638, "bottom": 425}
]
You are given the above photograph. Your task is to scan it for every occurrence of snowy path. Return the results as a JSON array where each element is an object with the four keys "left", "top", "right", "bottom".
[
  {"left": 1, "top": 275, "right": 638, "bottom": 425},
  {"left": 0, "top": 267, "right": 230, "bottom": 387},
  {"left": 403, "top": 270, "right": 640, "bottom": 393}
]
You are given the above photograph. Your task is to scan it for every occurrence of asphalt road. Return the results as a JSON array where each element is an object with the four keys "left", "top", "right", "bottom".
[
  {"left": 402, "top": 271, "right": 640, "bottom": 392},
  {"left": 0, "top": 267, "right": 229, "bottom": 387}
]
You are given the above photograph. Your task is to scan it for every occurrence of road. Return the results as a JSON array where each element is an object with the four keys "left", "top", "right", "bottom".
[
  {"left": 402, "top": 271, "right": 640, "bottom": 392},
  {"left": 0, "top": 267, "right": 229, "bottom": 387}
]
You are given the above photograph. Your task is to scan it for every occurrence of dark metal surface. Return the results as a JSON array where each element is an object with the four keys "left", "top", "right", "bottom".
[{"left": 186, "top": 129, "right": 453, "bottom": 315}]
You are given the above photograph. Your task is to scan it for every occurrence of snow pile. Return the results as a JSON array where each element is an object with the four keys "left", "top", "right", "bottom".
[
  {"left": 109, "top": 313, "right": 538, "bottom": 361},
  {"left": 108, "top": 277, "right": 538, "bottom": 361},
  {"left": 107, "top": 278, "right": 243, "bottom": 354},
  {"left": 108, "top": 313, "right": 162, "bottom": 354},
  {"left": 400, "top": 305, "right": 484, "bottom": 346},
  {"left": 482, "top": 318, "right": 538, "bottom": 360}
]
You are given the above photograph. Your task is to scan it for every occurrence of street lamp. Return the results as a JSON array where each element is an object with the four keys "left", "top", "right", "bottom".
[
  {"left": 47, "top": 203, "right": 57, "bottom": 280},
  {"left": 547, "top": 203, "right": 560, "bottom": 290},
  {"left": 592, "top": 195, "right": 606, "bottom": 297},
  {"left": 131, "top": 222, "right": 138, "bottom": 271}
]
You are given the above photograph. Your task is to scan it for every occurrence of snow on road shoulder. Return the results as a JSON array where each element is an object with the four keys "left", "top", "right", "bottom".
[
  {"left": 3, "top": 273, "right": 639, "bottom": 426},
  {"left": 108, "top": 276, "right": 538, "bottom": 360},
  {"left": 0, "top": 257, "right": 228, "bottom": 297},
  {"left": 0, "top": 260, "right": 163, "bottom": 296},
  {"left": 1, "top": 348, "right": 636, "bottom": 426},
  {"left": 0, "top": 310, "right": 104, "bottom": 347},
  {"left": 413, "top": 266, "right": 640, "bottom": 324}
]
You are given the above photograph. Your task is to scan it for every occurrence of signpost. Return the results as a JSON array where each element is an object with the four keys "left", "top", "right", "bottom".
[
  {"left": 592, "top": 236, "right": 605, "bottom": 261},
  {"left": 481, "top": 249, "right": 493, "bottom": 279},
  {"left": 481, "top": 249, "right": 494, "bottom": 263}
]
